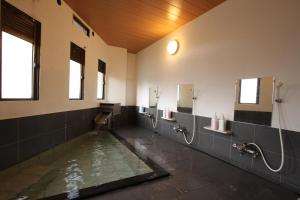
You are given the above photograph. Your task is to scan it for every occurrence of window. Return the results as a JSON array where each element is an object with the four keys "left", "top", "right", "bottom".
[
  {"left": 0, "top": 1, "right": 41, "bottom": 100},
  {"left": 69, "top": 42, "right": 85, "bottom": 100},
  {"left": 97, "top": 60, "right": 106, "bottom": 99},
  {"left": 239, "top": 78, "right": 260, "bottom": 104},
  {"left": 73, "top": 16, "right": 90, "bottom": 37}
]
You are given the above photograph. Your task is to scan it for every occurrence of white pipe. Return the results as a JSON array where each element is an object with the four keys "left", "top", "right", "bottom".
[
  {"left": 183, "top": 113, "right": 196, "bottom": 144},
  {"left": 247, "top": 84, "right": 285, "bottom": 173},
  {"left": 151, "top": 106, "right": 159, "bottom": 129},
  {"left": 151, "top": 88, "right": 159, "bottom": 129},
  {"left": 183, "top": 93, "right": 197, "bottom": 145}
]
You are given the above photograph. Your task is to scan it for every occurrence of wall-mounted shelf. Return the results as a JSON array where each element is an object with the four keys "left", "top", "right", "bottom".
[
  {"left": 204, "top": 126, "right": 232, "bottom": 135},
  {"left": 138, "top": 112, "right": 147, "bottom": 115},
  {"left": 161, "top": 117, "right": 176, "bottom": 122}
]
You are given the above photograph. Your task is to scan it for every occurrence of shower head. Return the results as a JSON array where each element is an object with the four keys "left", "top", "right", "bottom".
[
  {"left": 275, "top": 81, "right": 284, "bottom": 103},
  {"left": 276, "top": 82, "right": 284, "bottom": 88}
]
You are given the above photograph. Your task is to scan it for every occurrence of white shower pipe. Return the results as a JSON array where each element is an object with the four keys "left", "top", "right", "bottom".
[
  {"left": 151, "top": 88, "right": 160, "bottom": 129},
  {"left": 183, "top": 89, "right": 197, "bottom": 145},
  {"left": 248, "top": 82, "right": 285, "bottom": 173}
]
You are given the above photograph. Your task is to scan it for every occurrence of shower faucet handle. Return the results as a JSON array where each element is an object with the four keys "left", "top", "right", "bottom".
[
  {"left": 232, "top": 143, "right": 246, "bottom": 153},
  {"left": 173, "top": 125, "right": 187, "bottom": 134},
  {"left": 232, "top": 143, "right": 259, "bottom": 158}
]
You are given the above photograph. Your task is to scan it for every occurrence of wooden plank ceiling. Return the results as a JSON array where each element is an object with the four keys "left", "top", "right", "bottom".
[{"left": 64, "top": 0, "right": 225, "bottom": 53}]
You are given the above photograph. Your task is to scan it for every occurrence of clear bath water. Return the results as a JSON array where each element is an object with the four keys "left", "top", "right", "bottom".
[{"left": 0, "top": 131, "right": 153, "bottom": 200}]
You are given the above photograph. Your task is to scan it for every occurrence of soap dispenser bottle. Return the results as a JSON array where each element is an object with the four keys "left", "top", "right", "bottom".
[
  {"left": 218, "top": 115, "right": 226, "bottom": 132},
  {"left": 211, "top": 113, "right": 219, "bottom": 130}
]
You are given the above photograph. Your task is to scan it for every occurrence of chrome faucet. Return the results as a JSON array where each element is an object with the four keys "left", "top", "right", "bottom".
[
  {"left": 232, "top": 143, "right": 259, "bottom": 158},
  {"left": 143, "top": 113, "right": 153, "bottom": 118},
  {"left": 173, "top": 125, "right": 187, "bottom": 134}
]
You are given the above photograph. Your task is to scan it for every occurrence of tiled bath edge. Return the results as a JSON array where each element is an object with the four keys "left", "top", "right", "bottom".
[
  {"left": 0, "top": 106, "right": 137, "bottom": 171},
  {"left": 0, "top": 107, "right": 101, "bottom": 170}
]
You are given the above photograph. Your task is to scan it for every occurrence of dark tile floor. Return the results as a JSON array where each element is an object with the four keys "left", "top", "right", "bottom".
[{"left": 88, "top": 126, "right": 298, "bottom": 200}]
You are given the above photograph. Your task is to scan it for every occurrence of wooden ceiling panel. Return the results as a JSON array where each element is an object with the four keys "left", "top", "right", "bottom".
[{"left": 64, "top": 0, "right": 225, "bottom": 53}]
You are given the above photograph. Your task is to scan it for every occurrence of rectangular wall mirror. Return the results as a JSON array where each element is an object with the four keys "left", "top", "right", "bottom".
[
  {"left": 149, "top": 87, "right": 158, "bottom": 108},
  {"left": 177, "top": 84, "right": 193, "bottom": 114},
  {"left": 234, "top": 76, "right": 274, "bottom": 126}
]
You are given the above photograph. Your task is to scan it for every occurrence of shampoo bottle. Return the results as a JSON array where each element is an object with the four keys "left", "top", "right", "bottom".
[
  {"left": 218, "top": 115, "right": 226, "bottom": 132},
  {"left": 166, "top": 107, "right": 170, "bottom": 119},
  {"left": 211, "top": 113, "right": 219, "bottom": 130},
  {"left": 139, "top": 106, "right": 144, "bottom": 113}
]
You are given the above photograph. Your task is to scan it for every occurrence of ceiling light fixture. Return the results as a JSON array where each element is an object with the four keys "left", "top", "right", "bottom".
[{"left": 167, "top": 40, "right": 179, "bottom": 55}]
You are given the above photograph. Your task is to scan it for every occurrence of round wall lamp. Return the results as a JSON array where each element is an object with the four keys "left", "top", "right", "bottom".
[{"left": 167, "top": 40, "right": 179, "bottom": 55}]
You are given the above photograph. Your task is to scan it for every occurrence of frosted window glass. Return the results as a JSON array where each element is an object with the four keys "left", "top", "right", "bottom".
[
  {"left": 1, "top": 32, "right": 33, "bottom": 99},
  {"left": 240, "top": 78, "right": 258, "bottom": 104},
  {"left": 73, "top": 18, "right": 88, "bottom": 36},
  {"left": 97, "top": 72, "right": 104, "bottom": 99},
  {"left": 69, "top": 60, "right": 82, "bottom": 99}
]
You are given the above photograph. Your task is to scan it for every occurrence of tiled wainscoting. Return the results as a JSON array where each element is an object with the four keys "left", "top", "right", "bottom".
[
  {"left": 0, "top": 107, "right": 100, "bottom": 170},
  {"left": 0, "top": 106, "right": 137, "bottom": 171},
  {"left": 137, "top": 107, "right": 300, "bottom": 194},
  {"left": 112, "top": 106, "right": 138, "bottom": 128}
]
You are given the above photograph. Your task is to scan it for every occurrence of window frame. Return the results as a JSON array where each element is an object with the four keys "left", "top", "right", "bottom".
[
  {"left": 73, "top": 15, "right": 90, "bottom": 37},
  {"left": 238, "top": 78, "right": 260, "bottom": 104},
  {"left": 69, "top": 42, "right": 85, "bottom": 100},
  {"left": 0, "top": 1, "right": 41, "bottom": 101},
  {"left": 97, "top": 59, "right": 106, "bottom": 100}
]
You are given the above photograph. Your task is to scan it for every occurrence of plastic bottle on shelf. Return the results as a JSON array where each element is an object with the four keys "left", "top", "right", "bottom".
[
  {"left": 211, "top": 112, "right": 219, "bottom": 130},
  {"left": 218, "top": 114, "right": 226, "bottom": 132}
]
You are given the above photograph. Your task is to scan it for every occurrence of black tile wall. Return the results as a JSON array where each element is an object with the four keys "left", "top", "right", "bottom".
[
  {"left": 0, "top": 107, "right": 100, "bottom": 170},
  {"left": 214, "top": 135, "right": 231, "bottom": 162},
  {"left": 197, "top": 131, "right": 214, "bottom": 154},
  {"left": 136, "top": 107, "right": 300, "bottom": 194},
  {"left": 19, "top": 115, "right": 45, "bottom": 140},
  {"left": 231, "top": 122, "right": 255, "bottom": 143},
  {"left": 285, "top": 130, "right": 300, "bottom": 160},
  {"left": 20, "top": 133, "right": 52, "bottom": 161},
  {"left": 0, "top": 119, "right": 18, "bottom": 146},
  {"left": 112, "top": 106, "right": 137, "bottom": 129},
  {"left": 254, "top": 126, "right": 281, "bottom": 153},
  {"left": 51, "top": 128, "right": 66, "bottom": 147},
  {"left": 0, "top": 143, "right": 18, "bottom": 170},
  {"left": 282, "top": 156, "right": 300, "bottom": 192}
]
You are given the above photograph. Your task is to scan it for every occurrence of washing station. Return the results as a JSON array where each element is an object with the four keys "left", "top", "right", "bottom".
[{"left": 94, "top": 103, "right": 121, "bottom": 130}]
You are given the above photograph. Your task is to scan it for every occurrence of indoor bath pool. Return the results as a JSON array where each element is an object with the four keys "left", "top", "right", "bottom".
[{"left": 0, "top": 131, "right": 168, "bottom": 200}]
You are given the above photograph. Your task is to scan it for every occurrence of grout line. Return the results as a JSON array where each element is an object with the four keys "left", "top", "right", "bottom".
[
  {"left": 251, "top": 127, "right": 256, "bottom": 169},
  {"left": 229, "top": 133, "right": 232, "bottom": 160},
  {"left": 17, "top": 119, "right": 20, "bottom": 162}
]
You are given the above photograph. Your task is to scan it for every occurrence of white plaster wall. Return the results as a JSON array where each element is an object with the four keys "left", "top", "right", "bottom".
[
  {"left": 125, "top": 53, "right": 137, "bottom": 106},
  {"left": 136, "top": 0, "right": 300, "bottom": 132},
  {"left": 0, "top": 0, "right": 128, "bottom": 120}
]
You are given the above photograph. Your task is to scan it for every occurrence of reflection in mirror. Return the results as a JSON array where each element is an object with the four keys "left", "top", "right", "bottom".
[
  {"left": 234, "top": 77, "right": 274, "bottom": 126},
  {"left": 177, "top": 84, "right": 193, "bottom": 114},
  {"left": 149, "top": 87, "right": 158, "bottom": 108}
]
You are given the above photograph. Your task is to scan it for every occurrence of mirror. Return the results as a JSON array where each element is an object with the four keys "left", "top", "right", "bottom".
[
  {"left": 149, "top": 87, "right": 159, "bottom": 108},
  {"left": 234, "top": 76, "right": 274, "bottom": 126},
  {"left": 177, "top": 84, "right": 193, "bottom": 114}
]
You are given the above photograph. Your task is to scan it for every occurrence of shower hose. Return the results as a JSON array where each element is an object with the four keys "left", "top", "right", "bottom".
[
  {"left": 151, "top": 106, "right": 159, "bottom": 129},
  {"left": 183, "top": 98, "right": 197, "bottom": 145},
  {"left": 248, "top": 103, "right": 284, "bottom": 172}
]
